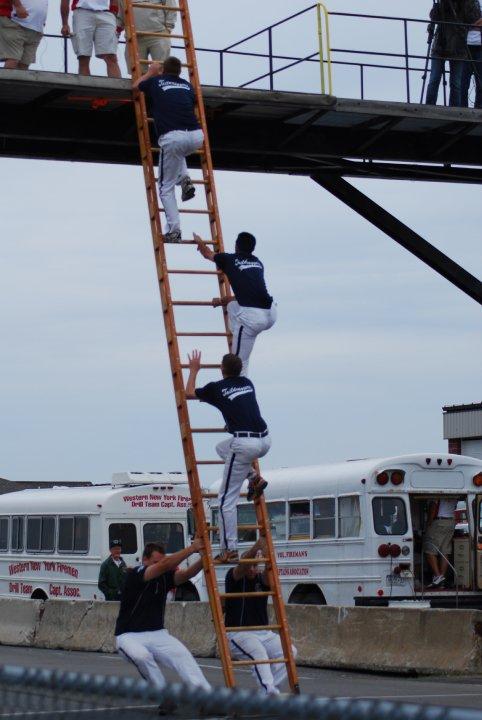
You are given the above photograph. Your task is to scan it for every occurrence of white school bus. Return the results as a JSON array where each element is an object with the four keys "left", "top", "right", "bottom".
[
  {"left": 209, "top": 453, "right": 482, "bottom": 608},
  {"left": 0, "top": 472, "right": 202, "bottom": 601}
]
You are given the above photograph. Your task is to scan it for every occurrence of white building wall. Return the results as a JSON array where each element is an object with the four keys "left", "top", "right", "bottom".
[{"left": 462, "top": 439, "right": 482, "bottom": 460}]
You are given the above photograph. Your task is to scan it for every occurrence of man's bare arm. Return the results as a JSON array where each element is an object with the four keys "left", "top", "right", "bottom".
[
  {"left": 132, "top": 61, "right": 162, "bottom": 90},
  {"left": 185, "top": 349, "right": 201, "bottom": 400},
  {"left": 60, "top": 0, "right": 70, "bottom": 34},
  {"left": 232, "top": 538, "right": 267, "bottom": 581},
  {"left": 194, "top": 232, "right": 216, "bottom": 262},
  {"left": 144, "top": 538, "right": 203, "bottom": 581},
  {"left": 13, "top": 0, "right": 28, "bottom": 18},
  {"left": 174, "top": 557, "right": 204, "bottom": 586}
]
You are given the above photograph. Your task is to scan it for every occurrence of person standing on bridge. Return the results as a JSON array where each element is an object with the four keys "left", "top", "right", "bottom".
[
  {"left": 133, "top": 56, "right": 204, "bottom": 244},
  {"left": 194, "top": 231, "right": 276, "bottom": 377},
  {"left": 185, "top": 350, "right": 270, "bottom": 565},
  {"left": 0, "top": 0, "right": 46, "bottom": 71},
  {"left": 60, "top": 0, "right": 121, "bottom": 79},
  {"left": 115, "top": 540, "right": 210, "bottom": 713},
  {"left": 225, "top": 537, "right": 297, "bottom": 694},
  {"left": 117, "top": 0, "right": 176, "bottom": 74}
]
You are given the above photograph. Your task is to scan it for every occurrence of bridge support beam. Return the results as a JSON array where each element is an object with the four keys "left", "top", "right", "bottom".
[{"left": 312, "top": 173, "right": 482, "bottom": 306}]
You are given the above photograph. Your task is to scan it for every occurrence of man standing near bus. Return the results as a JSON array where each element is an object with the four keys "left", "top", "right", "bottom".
[
  {"left": 115, "top": 539, "right": 210, "bottom": 713},
  {"left": 98, "top": 539, "right": 126, "bottom": 601},
  {"left": 225, "top": 537, "right": 297, "bottom": 694},
  {"left": 185, "top": 350, "right": 270, "bottom": 564},
  {"left": 423, "top": 498, "right": 457, "bottom": 588}
]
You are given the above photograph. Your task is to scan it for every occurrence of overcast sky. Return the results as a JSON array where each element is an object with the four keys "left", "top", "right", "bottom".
[{"left": 1, "top": 0, "right": 481, "bottom": 483}]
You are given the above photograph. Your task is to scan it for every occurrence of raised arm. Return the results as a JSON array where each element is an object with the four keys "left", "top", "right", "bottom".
[
  {"left": 174, "top": 556, "right": 204, "bottom": 586},
  {"left": 144, "top": 537, "right": 203, "bottom": 581},
  {"left": 132, "top": 61, "right": 162, "bottom": 90},
  {"left": 232, "top": 537, "right": 268, "bottom": 581},
  {"left": 194, "top": 232, "right": 216, "bottom": 262},
  {"left": 185, "top": 349, "right": 201, "bottom": 399}
]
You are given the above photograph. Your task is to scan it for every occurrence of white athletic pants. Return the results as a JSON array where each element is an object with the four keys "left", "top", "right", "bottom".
[
  {"left": 116, "top": 629, "right": 211, "bottom": 690},
  {"left": 158, "top": 129, "right": 204, "bottom": 234},
  {"left": 216, "top": 435, "right": 271, "bottom": 551},
  {"left": 228, "top": 301, "right": 277, "bottom": 376},
  {"left": 228, "top": 631, "right": 297, "bottom": 694}
]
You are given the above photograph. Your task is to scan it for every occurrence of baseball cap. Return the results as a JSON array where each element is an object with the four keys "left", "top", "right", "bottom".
[{"left": 110, "top": 539, "right": 122, "bottom": 548}]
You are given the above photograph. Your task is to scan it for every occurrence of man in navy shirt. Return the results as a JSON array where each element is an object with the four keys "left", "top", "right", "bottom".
[
  {"left": 134, "top": 56, "right": 204, "bottom": 243},
  {"left": 115, "top": 539, "right": 210, "bottom": 713},
  {"left": 194, "top": 231, "right": 276, "bottom": 376},
  {"left": 186, "top": 351, "right": 271, "bottom": 564}
]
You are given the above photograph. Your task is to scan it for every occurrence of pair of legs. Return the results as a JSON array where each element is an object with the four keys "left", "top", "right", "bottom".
[
  {"left": 227, "top": 301, "right": 277, "bottom": 377},
  {"left": 72, "top": 8, "right": 121, "bottom": 78},
  {"left": 117, "top": 629, "right": 210, "bottom": 690},
  {"left": 426, "top": 57, "right": 464, "bottom": 106},
  {"left": 125, "top": 33, "right": 171, "bottom": 74},
  {"left": 423, "top": 518, "right": 455, "bottom": 584},
  {"left": 158, "top": 128, "right": 204, "bottom": 240},
  {"left": 216, "top": 435, "right": 271, "bottom": 552},
  {"left": 229, "top": 631, "right": 297, "bottom": 695},
  {"left": 0, "top": 16, "right": 42, "bottom": 70},
  {"left": 461, "top": 46, "right": 482, "bottom": 108}
]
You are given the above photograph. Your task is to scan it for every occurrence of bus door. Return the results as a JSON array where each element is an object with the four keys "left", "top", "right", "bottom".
[{"left": 107, "top": 520, "right": 141, "bottom": 565}]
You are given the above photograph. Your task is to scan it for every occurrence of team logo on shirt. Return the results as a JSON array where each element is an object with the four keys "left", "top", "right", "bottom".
[
  {"left": 158, "top": 80, "right": 191, "bottom": 92},
  {"left": 222, "top": 386, "right": 253, "bottom": 401},
  {"left": 234, "top": 259, "right": 263, "bottom": 272}
]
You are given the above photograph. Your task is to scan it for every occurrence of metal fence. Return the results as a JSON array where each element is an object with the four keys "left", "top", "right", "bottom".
[{"left": 2, "top": 664, "right": 482, "bottom": 720}]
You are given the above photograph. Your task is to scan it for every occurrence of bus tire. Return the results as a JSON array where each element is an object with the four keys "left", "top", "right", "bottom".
[
  {"left": 30, "top": 589, "right": 48, "bottom": 601},
  {"left": 288, "top": 584, "right": 326, "bottom": 606},
  {"left": 174, "top": 582, "right": 199, "bottom": 602}
]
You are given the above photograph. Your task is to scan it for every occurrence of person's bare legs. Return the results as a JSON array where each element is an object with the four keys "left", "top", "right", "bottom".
[
  {"left": 78, "top": 56, "right": 91, "bottom": 75},
  {"left": 18, "top": 62, "right": 29, "bottom": 69},
  {"left": 439, "top": 557, "right": 449, "bottom": 577},
  {"left": 101, "top": 53, "right": 121, "bottom": 78},
  {"left": 426, "top": 552, "right": 441, "bottom": 578},
  {"left": 3, "top": 59, "right": 19, "bottom": 69}
]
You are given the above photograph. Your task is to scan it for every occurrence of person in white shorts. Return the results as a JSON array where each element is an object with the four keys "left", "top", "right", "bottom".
[
  {"left": 186, "top": 351, "right": 271, "bottom": 565},
  {"left": 0, "top": 0, "right": 46, "bottom": 69},
  {"left": 461, "top": 20, "right": 482, "bottom": 108},
  {"left": 195, "top": 231, "right": 276, "bottom": 377},
  {"left": 60, "top": 0, "right": 121, "bottom": 78},
  {"left": 117, "top": 0, "right": 176, "bottom": 74},
  {"left": 115, "top": 539, "right": 210, "bottom": 714},
  {"left": 225, "top": 538, "right": 297, "bottom": 694},
  {"left": 134, "top": 56, "right": 203, "bottom": 243},
  {"left": 423, "top": 498, "right": 458, "bottom": 588}
]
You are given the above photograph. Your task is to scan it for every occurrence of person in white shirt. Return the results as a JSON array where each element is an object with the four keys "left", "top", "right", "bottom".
[
  {"left": 60, "top": 0, "right": 121, "bottom": 78},
  {"left": 117, "top": 0, "right": 176, "bottom": 75},
  {"left": 0, "top": 0, "right": 47, "bottom": 70},
  {"left": 423, "top": 498, "right": 458, "bottom": 588},
  {"left": 461, "top": 23, "right": 482, "bottom": 108}
]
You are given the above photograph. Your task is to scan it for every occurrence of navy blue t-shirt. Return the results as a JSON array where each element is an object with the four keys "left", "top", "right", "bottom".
[
  {"left": 224, "top": 568, "right": 269, "bottom": 628},
  {"left": 195, "top": 377, "right": 267, "bottom": 434},
  {"left": 138, "top": 74, "right": 201, "bottom": 137},
  {"left": 214, "top": 253, "right": 273, "bottom": 309},
  {"left": 114, "top": 566, "right": 175, "bottom": 636}
]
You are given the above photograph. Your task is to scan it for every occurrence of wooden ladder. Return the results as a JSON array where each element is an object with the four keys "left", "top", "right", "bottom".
[{"left": 123, "top": 0, "right": 299, "bottom": 694}]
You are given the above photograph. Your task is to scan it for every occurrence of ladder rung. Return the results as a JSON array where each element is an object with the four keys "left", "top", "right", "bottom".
[
  {"left": 226, "top": 625, "right": 281, "bottom": 632},
  {"left": 181, "top": 364, "right": 221, "bottom": 369},
  {"left": 219, "top": 592, "right": 274, "bottom": 599},
  {"left": 159, "top": 208, "right": 213, "bottom": 215},
  {"left": 151, "top": 147, "right": 205, "bottom": 155},
  {"left": 177, "top": 332, "right": 230, "bottom": 337},
  {"left": 232, "top": 658, "right": 287, "bottom": 667},
  {"left": 177, "top": 240, "right": 218, "bottom": 246},
  {"left": 139, "top": 59, "right": 191, "bottom": 69},
  {"left": 196, "top": 460, "right": 225, "bottom": 465},
  {"left": 172, "top": 300, "right": 215, "bottom": 306},
  {"left": 168, "top": 269, "right": 220, "bottom": 276},
  {"left": 192, "top": 428, "right": 227, "bottom": 433},
  {"left": 207, "top": 525, "right": 262, "bottom": 532},
  {"left": 202, "top": 492, "right": 248, "bottom": 499},
  {"left": 238, "top": 557, "right": 269, "bottom": 564},
  {"left": 192, "top": 180, "right": 209, "bottom": 185},
  {"left": 132, "top": 2, "right": 182, "bottom": 10},
  {"left": 136, "top": 30, "right": 187, "bottom": 39}
]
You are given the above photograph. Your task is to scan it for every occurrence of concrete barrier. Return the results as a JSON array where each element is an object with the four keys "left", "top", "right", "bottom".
[{"left": 2, "top": 599, "right": 482, "bottom": 674}]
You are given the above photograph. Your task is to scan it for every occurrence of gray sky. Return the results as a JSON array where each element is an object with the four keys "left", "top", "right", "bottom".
[{"left": 1, "top": 0, "right": 481, "bottom": 483}]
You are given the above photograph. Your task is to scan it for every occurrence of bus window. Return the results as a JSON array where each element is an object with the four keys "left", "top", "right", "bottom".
[
  {"left": 59, "top": 516, "right": 89, "bottom": 553},
  {"left": 11, "top": 516, "right": 24, "bottom": 552},
  {"left": 338, "top": 496, "right": 361, "bottom": 538},
  {"left": 187, "top": 508, "right": 195, "bottom": 539},
  {"left": 372, "top": 498, "right": 407, "bottom": 536},
  {"left": 267, "top": 502, "right": 286, "bottom": 541},
  {"left": 289, "top": 501, "right": 310, "bottom": 539},
  {"left": 313, "top": 498, "right": 335, "bottom": 538},
  {"left": 0, "top": 517, "right": 8, "bottom": 551},
  {"left": 109, "top": 523, "right": 137, "bottom": 555},
  {"left": 237, "top": 505, "right": 257, "bottom": 543},
  {"left": 143, "top": 523, "right": 184, "bottom": 553},
  {"left": 27, "top": 517, "right": 56, "bottom": 553}
]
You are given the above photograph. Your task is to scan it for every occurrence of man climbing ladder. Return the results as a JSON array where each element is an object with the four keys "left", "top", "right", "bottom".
[{"left": 123, "top": 0, "right": 299, "bottom": 694}]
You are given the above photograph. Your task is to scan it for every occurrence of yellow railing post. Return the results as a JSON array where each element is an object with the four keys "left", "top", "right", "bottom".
[{"left": 317, "top": 3, "right": 333, "bottom": 95}]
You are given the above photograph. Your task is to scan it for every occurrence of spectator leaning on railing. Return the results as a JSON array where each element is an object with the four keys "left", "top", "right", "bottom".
[
  {"left": 60, "top": 0, "right": 121, "bottom": 78},
  {"left": 426, "top": 0, "right": 482, "bottom": 107},
  {"left": 0, "top": 0, "right": 47, "bottom": 70},
  {"left": 117, "top": 0, "right": 176, "bottom": 75}
]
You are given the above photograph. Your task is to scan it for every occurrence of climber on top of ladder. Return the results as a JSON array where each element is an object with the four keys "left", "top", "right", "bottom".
[{"left": 133, "top": 55, "right": 203, "bottom": 243}]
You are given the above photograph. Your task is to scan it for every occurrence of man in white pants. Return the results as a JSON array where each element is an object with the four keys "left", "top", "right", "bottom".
[
  {"left": 115, "top": 540, "right": 210, "bottom": 714},
  {"left": 117, "top": 0, "right": 176, "bottom": 73},
  {"left": 134, "top": 56, "right": 204, "bottom": 243},
  {"left": 61, "top": 0, "right": 121, "bottom": 78},
  {"left": 186, "top": 351, "right": 271, "bottom": 564},
  {"left": 225, "top": 538, "right": 297, "bottom": 694},
  {"left": 195, "top": 231, "right": 276, "bottom": 376}
]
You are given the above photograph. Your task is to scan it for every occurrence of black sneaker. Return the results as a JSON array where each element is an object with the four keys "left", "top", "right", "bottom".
[
  {"left": 158, "top": 699, "right": 177, "bottom": 716},
  {"left": 246, "top": 474, "right": 268, "bottom": 501},
  {"left": 163, "top": 230, "right": 182, "bottom": 243},
  {"left": 181, "top": 176, "right": 195, "bottom": 202}
]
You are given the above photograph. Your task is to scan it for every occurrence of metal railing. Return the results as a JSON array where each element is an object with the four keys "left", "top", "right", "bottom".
[{"left": 25, "top": 7, "right": 482, "bottom": 106}]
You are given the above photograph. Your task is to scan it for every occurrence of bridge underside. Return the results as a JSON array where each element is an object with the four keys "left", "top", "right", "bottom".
[{"left": 0, "top": 69, "right": 481, "bottom": 184}]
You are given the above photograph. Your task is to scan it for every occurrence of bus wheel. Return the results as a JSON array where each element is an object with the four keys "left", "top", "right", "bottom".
[
  {"left": 288, "top": 584, "right": 326, "bottom": 605},
  {"left": 174, "top": 582, "right": 199, "bottom": 602},
  {"left": 31, "top": 589, "right": 48, "bottom": 601}
]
